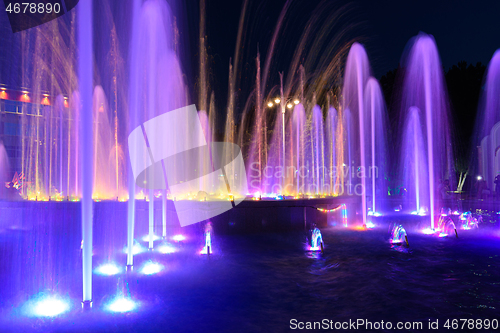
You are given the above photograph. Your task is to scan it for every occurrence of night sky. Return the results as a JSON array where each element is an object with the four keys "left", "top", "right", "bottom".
[
  {"left": 1, "top": 0, "right": 499, "bottom": 109},
  {"left": 201, "top": 0, "right": 500, "bottom": 79}
]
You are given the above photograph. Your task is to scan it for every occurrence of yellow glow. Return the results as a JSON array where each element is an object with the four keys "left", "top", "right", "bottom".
[
  {"left": 287, "top": 103, "right": 293, "bottom": 109},
  {"left": 294, "top": 99, "right": 299, "bottom": 105},
  {"left": 274, "top": 98, "right": 280, "bottom": 104},
  {"left": 267, "top": 102, "right": 273, "bottom": 107}
]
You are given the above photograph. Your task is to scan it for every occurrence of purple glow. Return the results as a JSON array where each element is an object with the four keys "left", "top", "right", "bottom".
[
  {"left": 140, "top": 261, "right": 163, "bottom": 275},
  {"left": 106, "top": 297, "right": 137, "bottom": 313},
  {"left": 95, "top": 263, "right": 122, "bottom": 276},
  {"left": 24, "top": 295, "right": 70, "bottom": 317},
  {"left": 172, "top": 234, "right": 186, "bottom": 242}
]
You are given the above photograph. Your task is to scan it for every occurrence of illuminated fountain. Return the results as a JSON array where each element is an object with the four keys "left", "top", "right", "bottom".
[
  {"left": 399, "top": 33, "right": 454, "bottom": 229},
  {"left": 436, "top": 214, "right": 458, "bottom": 238},
  {"left": 390, "top": 224, "right": 408, "bottom": 246},
  {"left": 342, "top": 42, "right": 371, "bottom": 225},
  {"left": 0, "top": 142, "right": 9, "bottom": 199},
  {"left": 309, "top": 227, "right": 324, "bottom": 251},
  {"left": 364, "top": 77, "right": 388, "bottom": 216},
  {"left": 200, "top": 222, "right": 213, "bottom": 255},
  {"left": 127, "top": 0, "right": 187, "bottom": 264},
  {"left": 459, "top": 211, "right": 480, "bottom": 230},
  {"left": 401, "top": 107, "right": 429, "bottom": 215},
  {"left": 477, "top": 50, "right": 500, "bottom": 190}
]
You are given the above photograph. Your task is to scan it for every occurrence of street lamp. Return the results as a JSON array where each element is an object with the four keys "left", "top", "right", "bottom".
[{"left": 267, "top": 96, "right": 300, "bottom": 196}]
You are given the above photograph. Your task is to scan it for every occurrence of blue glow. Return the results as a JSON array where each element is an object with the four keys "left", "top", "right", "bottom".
[
  {"left": 95, "top": 263, "right": 122, "bottom": 276},
  {"left": 367, "top": 211, "right": 381, "bottom": 217},
  {"left": 140, "top": 261, "right": 163, "bottom": 275},
  {"left": 172, "top": 234, "right": 186, "bottom": 242},
  {"left": 123, "top": 242, "right": 146, "bottom": 255},
  {"left": 365, "top": 221, "right": 376, "bottom": 228},
  {"left": 157, "top": 244, "right": 176, "bottom": 254},
  {"left": 422, "top": 227, "right": 435, "bottom": 235},
  {"left": 141, "top": 234, "right": 160, "bottom": 242},
  {"left": 25, "top": 295, "right": 70, "bottom": 317},
  {"left": 106, "top": 297, "right": 137, "bottom": 313}
]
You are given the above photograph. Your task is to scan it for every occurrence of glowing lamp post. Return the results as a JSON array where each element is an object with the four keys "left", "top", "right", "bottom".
[{"left": 267, "top": 93, "right": 300, "bottom": 195}]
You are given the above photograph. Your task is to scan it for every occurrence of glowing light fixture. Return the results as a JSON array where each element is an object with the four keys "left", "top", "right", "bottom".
[
  {"left": 294, "top": 99, "right": 299, "bottom": 105},
  {"left": 422, "top": 227, "right": 435, "bottom": 235},
  {"left": 27, "top": 295, "right": 70, "bottom": 317},
  {"left": 141, "top": 234, "right": 160, "bottom": 242},
  {"left": 267, "top": 102, "right": 273, "bottom": 107},
  {"left": 95, "top": 263, "right": 121, "bottom": 276},
  {"left": 123, "top": 242, "right": 145, "bottom": 255},
  {"left": 106, "top": 297, "right": 137, "bottom": 313},
  {"left": 365, "top": 221, "right": 376, "bottom": 228},
  {"left": 172, "top": 234, "right": 186, "bottom": 242},
  {"left": 287, "top": 103, "right": 293, "bottom": 109},
  {"left": 274, "top": 98, "right": 281, "bottom": 104},
  {"left": 157, "top": 244, "right": 176, "bottom": 254},
  {"left": 140, "top": 261, "right": 163, "bottom": 275}
]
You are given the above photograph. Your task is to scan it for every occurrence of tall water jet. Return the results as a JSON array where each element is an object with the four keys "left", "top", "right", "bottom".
[
  {"left": 128, "top": 0, "right": 187, "bottom": 257},
  {"left": 363, "top": 78, "right": 387, "bottom": 215},
  {"left": 0, "top": 142, "right": 10, "bottom": 200},
  {"left": 326, "top": 107, "right": 338, "bottom": 194},
  {"left": 79, "top": 0, "right": 94, "bottom": 307},
  {"left": 477, "top": 50, "right": 500, "bottom": 190},
  {"left": 401, "top": 107, "right": 429, "bottom": 214},
  {"left": 400, "top": 33, "right": 454, "bottom": 229},
  {"left": 343, "top": 43, "right": 371, "bottom": 224}
]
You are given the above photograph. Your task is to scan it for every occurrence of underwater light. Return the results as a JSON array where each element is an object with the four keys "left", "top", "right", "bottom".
[
  {"left": 106, "top": 297, "right": 137, "bottom": 313},
  {"left": 422, "top": 227, "right": 435, "bottom": 235},
  {"left": 95, "top": 263, "right": 121, "bottom": 276},
  {"left": 365, "top": 221, "right": 376, "bottom": 228},
  {"left": 123, "top": 243, "right": 146, "bottom": 255},
  {"left": 172, "top": 234, "right": 186, "bottom": 242},
  {"left": 141, "top": 234, "right": 160, "bottom": 242},
  {"left": 29, "top": 296, "right": 70, "bottom": 317},
  {"left": 157, "top": 244, "right": 176, "bottom": 254},
  {"left": 439, "top": 232, "right": 448, "bottom": 238},
  {"left": 140, "top": 261, "right": 163, "bottom": 275}
]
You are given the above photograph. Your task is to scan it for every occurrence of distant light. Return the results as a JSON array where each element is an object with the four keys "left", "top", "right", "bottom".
[
  {"left": 157, "top": 244, "right": 176, "bottom": 254},
  {"left": 365, "top": 221, "right": 376, "bottom": 228},
  {"left": 294, "top": 99, "right": 299, "bottom": 105},
  {"left": 274, "top": 98, "right": 281, "bottom": 104},
  {"left": 422, "top": 227, "right": 435, "bottom": 235},
  {"left": 95, "top": 263, "right": 121, "bottom": 276},
  {"left": 42, "top": 93, "right": 49, "bottom": 97},
  {"left": 141, "top": 234, "right": 160, "bottom": 242},
  {"left": 267, "top": 102, "right": 273, "bottom": 107},
  {"left": 106, "top": 297, "right": 137, "bottom": 313},
  {"left": 0, "top": 87, "right": 6, "bottom": 91},
  {"left": 140, "top": 261, "right": 163, "bottom": 275},
  {"left": 27, "top": 296, "right": 70, "bottom": 317},
  {"left": 21, "top": 90, "right": 29, "bottom": 94},
  {"left": 439, "top": 232, "right": 448, "bottom": 238},
  {"left": 287, "top": 103, "right": 293, "bottom": 109},
  {"left": 477, "top": 175, "right": 482, "bottom": 180},
  {"left": 172, "top": 234, "right": 186, "bottom": 242}
]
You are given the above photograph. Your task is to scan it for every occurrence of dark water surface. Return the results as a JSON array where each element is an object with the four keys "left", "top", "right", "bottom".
[{"left": 0, "top": 214, "right": 499, "bottom": 332}]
